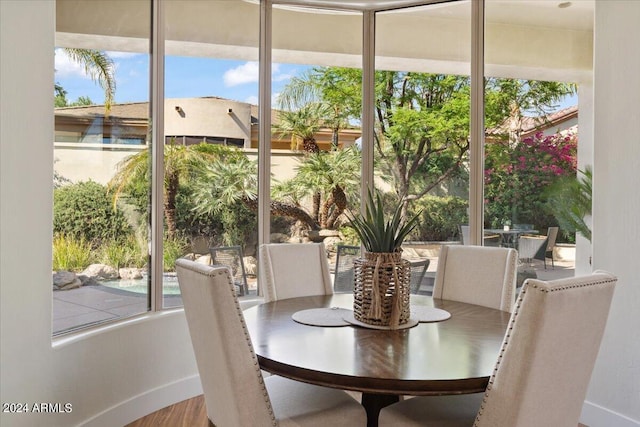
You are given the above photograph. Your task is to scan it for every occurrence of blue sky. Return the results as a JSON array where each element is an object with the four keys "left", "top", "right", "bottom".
[
  {"left": 55, "top": 49, "right": 306, "bottom": 106},
  {"left": 55, "top": 49, "right": 577, "bottom": 110}
]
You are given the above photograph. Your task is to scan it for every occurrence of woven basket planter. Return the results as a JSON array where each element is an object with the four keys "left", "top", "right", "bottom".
[{"left": 353, "top": 251, "right": 411, "bottom": 328}]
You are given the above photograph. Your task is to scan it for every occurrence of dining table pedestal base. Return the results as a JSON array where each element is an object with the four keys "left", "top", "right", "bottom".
[{"left": 362, "top": 393, "right": 399, "bottom": 427}]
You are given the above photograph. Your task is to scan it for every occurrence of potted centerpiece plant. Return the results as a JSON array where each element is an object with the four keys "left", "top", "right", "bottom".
[{"left": 347, "top": 190, "right": 421, "bottom": 328}]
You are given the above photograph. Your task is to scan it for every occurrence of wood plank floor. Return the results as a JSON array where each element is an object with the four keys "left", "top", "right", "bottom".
[
  {"left": 125, "top": 395, "right": 209, "bottom": 427},
  {"left": 126, "top": 394, "right": 588, "bottom": 427}
]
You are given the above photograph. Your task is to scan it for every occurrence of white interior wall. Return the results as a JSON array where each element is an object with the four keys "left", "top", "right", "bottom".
[
  {"left": 585, "top": 1, "right": 640, "bottom": 425},
  {"left": 1, "top": 2, "right": 201, "bottom": 426},
  {"left": 575, "top": 82, "right": 594, "bottom": 276},
  {"left": 2, "top": 1, "right": 639, "bottom": 426}
]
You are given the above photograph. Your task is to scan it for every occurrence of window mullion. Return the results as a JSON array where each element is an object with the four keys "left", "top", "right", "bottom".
[{"left": 150, "top": 0, "right": 165, "bottom": 310}]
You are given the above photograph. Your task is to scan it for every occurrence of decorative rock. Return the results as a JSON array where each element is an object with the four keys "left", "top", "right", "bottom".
[
  {"left": 243, "top": 256, "right": 257, "bottom": 276},
  {"left": 58, "top": 278, "right": 82, "bottom": 290},
  {"left": 53, "top": 271, "right": 77, "bottom": 288},
  {"left": 322, "top": 236, "right": 343, "bottom": 252},
  {"left": 81, "top": 264, "right": 119, "bottom": 280},
  {"left": 78, "top": 275, "right": 100, "bottom": 286},
  {"left": 119, "top": 268, "right": 143, "bottom": 280}
]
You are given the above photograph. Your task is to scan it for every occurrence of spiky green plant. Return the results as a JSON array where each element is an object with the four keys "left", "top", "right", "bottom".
[
  {"left": 346, "top": 190, "right": 421, "bottom": 253},
  {"left": 545, "top": 166, "right": 592, "bottom": 242}
]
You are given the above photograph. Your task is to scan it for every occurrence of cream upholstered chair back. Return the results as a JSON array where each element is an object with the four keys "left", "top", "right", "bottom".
[
  {"left": 433, "top": 245, "right": 517, "bottom": 312},
  {"left": 476, "top": 271, "right": 617, "bottom": 427},
  {"left": 259, "top": 242, "right": 333, "bottom": 302},
  {"left": 175, "top": 259, "right": 276, "bottom": 426},
  {"left": 177, "top": 258, "right": 367, "bottom": 426},
  {"left": 378, "top": 271, "right": 617, "bottom": 427}
]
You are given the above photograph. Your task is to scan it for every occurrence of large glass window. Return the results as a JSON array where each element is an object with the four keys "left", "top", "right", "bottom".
[
  {"left": 484, "top": 1, "right": 582, "bottom": 286},
  {"left": 375, "top": 2, "right": 471, "bottom": 294},
  {"left": 162, "top": 1, "right": 260, "bottom": 306},
  {"left": 53, "top": 0, "right": 151, "bottom": 335},
  {"left": 52, "top": 0, "right": 588, "bottom": 335},
  {"left": 267, "top": 5, "right": 362, "bottom": 293}
]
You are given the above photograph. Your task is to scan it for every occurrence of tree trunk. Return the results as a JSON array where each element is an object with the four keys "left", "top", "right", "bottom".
[
  {"left": 164, "top": 172, "right": 179, "bottom": 238},
  {"left": 312, "top": 191, "right": 321, "bottom": 222},
  {"left": 303, "top": 137, "right": 320, "bottom": 153},
  {"left": 244, "top": 197, "right": 319, "bottom": 230},
  {"left": 325, "top": 185, "right": 347, "bottom": 229}
]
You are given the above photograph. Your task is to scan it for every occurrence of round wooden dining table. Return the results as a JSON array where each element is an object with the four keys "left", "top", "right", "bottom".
[{"left": 243, "top": 293, "right": 511, "bottom": 427}]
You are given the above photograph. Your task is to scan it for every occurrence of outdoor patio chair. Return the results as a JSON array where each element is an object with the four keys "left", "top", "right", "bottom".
[
  {"left": 379, "top": 271, "right": 617, "bottom": 427},
  {"left": 534, "top": 226, "right": 559, "bottom": 269},
  {"left": 409, "top": 258, "right": 430, "bottom": 294},
  {"left": 517, "top": 234, "right": 548, "bottom": 263},
  {"left": 175, "top": 259, "right": 366, "bottom": 427},
  {"left": 333, "top": 244, "right": 360, "bottom": 293},
  {"left": 259, "top": 242, "right": 333, "bottom": 302},
  {"left": 209, "top": 245, "right": 248, "bottom": 296},
  {"left": 433, "top": 245, "right": 518, "bottom": 312}
]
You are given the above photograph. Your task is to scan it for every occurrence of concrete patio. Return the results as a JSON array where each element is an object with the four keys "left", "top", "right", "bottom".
[{"left": 53, "top": 256, "right": 575, "bottom": 335}]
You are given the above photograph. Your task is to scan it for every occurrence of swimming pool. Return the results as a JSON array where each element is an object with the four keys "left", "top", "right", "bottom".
[{"left": 100, "top": 273, "right": 181, "bottom": 295}]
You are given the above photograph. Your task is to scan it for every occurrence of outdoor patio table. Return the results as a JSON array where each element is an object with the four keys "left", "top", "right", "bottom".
[
  {"left": 484, "top": 228, "right": 539, "bottom": 249},
  {"left": 243, "top": 293, "right": 511, "bottom": 427}
]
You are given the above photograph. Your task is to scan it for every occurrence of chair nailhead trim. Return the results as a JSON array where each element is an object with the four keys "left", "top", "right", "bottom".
[
  {"left": 473, "top": 275, "right": 616, "bottom": 426},
  {"left": 183, "top": 263, "right": 278, "bottom": 426}
]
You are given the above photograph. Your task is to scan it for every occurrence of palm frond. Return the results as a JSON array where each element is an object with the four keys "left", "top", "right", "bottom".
[
  {"left": 63, "top": 48, "right": 116, "bottom": 112},
  {"left": 347, "top": 189, "right": 421, "bottom": 253}
]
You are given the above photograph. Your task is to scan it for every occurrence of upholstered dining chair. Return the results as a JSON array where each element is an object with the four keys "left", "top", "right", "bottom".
[
  {"left": 175, "top": 259, "right": 367, "bottom": 426},
  {"left": 433, "top": 245, "right": 518, "bottom": 312},
  {"left": 534, "top": 226, "right": 559, "bottom": 269},
  {"left": 333, "top": 244, "right": 360, "bottom": 293},
  {"left": 259, "top": 242, "right": 333, "bottom": 302},
  {"left": 378, "top": 271, "right": 617, "bottom": 427},
  {"left": 517, "top": 234, "right": 547, "bottom": 264},
  {"left": 209, "top": 245, "right": 248, "bottom": 295}
]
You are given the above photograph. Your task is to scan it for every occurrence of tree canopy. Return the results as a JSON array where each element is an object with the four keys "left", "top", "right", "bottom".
[{"left": 276, "top": 66, "right": 575, "bottom": 218}]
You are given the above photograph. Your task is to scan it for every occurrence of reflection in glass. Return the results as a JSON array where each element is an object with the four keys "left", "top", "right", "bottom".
[
  {"left": 53, "top": 1, "right": 151, "bottom": 335},
  {"left": 375, "top": 3, "right": 471, "bottom": 290},
  {"left": 163, "top": 1, "right": 260, "bottom": 306}
]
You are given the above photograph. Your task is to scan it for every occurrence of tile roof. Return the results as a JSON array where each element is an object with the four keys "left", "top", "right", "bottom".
[{"left": 487, "top": 105, "right": 578, "bottom": 136}]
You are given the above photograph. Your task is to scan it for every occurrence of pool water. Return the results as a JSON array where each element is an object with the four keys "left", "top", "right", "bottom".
[{"left": 100, "top": 274, "right": 181, "bottom": 295}]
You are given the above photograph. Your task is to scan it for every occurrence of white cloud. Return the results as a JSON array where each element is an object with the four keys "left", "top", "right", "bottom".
[
  {"left": 224, "top": 62, "right": 260, "bottom": 87},
  {"left": 55, "top": 49, "right": 134, "bottom": 80},
  {"left": 224, "top": 62, "right": 293, "bottom": 87},
  {"left": 273, "top": 72, "right": 294, "bottom": 82},
  {"left": 54, "top": 48, "right": 90, "bottom": 79},
  {"left": 245, "top": 95, "right": 259, "bottom": 105}
]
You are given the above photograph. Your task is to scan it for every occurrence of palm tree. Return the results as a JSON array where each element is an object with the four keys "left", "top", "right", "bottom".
[
  {"left": 277, "top": 68, "right": 355, "bottom": 150},
  {"left": 58, "top": 48, "right": 116, "bottom": 111},
  {"left": 273, "top": 104, "right": 324, "bottom": 153},
  {"left": 272, "top": 147, "right": 361, "bottom": 229},
  {"left": 545, "top": 166, "right": 592, "bottom": 242},
  {"left": 192, "top": 155, "right": 319, "bottom": 230},
  {"left": 108, "top": 141, "right": 215, "bottom": 238}
]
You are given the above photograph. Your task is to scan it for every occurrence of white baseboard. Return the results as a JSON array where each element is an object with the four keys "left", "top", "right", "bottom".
[
  {"left": 79, "top": 375, "right": 203, "bottom": 427},
  {"left": 581, "top": 401, "right": 640, "bottom": 427}
]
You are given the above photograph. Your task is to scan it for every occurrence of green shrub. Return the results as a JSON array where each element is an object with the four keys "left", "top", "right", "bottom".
[
  {"left": 409, "top": 196, "right": 468, "bottom": 242},
  {"left": 54, "top": 181, "right": 132, "bottom": 245},
  {"left": 99, "top": 235, "right": 149, "bottom": 270},
  {"left": 163, "top": 235, "right": 189, "bottom": 272},
  {"left": 52, "top": 234, "right": 94, "bottom": 271}
]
